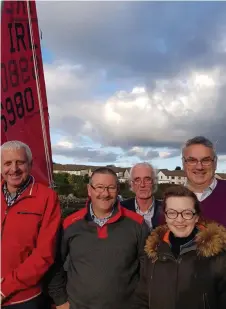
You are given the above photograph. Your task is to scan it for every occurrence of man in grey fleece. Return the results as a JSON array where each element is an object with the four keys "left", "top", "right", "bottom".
[{"left": 48, "top": 167, "right": 149, "bottom": 309}]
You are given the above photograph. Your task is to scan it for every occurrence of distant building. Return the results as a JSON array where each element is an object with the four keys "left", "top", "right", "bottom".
[
  {"left": 215, "top": 173, "right": 226, "bottom": 180},
  {"left": 53, "top": 164, "right": 89, "bottom": 176},
  {"left": 53, "top": 164, "right": 226, "bottom": 184},
  {"left": 157, "top": 169, "right": 226, "bottom": 184},
  {"left": 53, "top": 164, "right": 130, "bottom": 182},
  {"left": 157, "top": 169, "right": 187, "bottom": 185}
]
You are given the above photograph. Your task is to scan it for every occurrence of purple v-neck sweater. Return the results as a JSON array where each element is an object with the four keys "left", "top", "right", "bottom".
[{"left": 200, "top": 179, "right": 226, "bottom": 227}]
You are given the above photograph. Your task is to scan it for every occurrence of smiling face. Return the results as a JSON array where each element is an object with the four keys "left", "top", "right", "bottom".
[
  {"left": 87, "top": 173, "right": 118, "bottom": 215},
  {"left": 165, "top": 196, "right": 199, "bottom": 238},
  {"left": 183, "top": 144, "right": 216, "bottom": 190},
  {"left": 1, "top": 147, "right": 32, "bottom": 193}
]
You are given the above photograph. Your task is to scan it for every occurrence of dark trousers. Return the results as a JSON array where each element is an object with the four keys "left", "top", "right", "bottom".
[{"left": 2, "top": 294, "right": 52, "bottom": 309}]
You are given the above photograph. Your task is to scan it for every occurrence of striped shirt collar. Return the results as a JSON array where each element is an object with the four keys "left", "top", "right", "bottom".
[
  {"left": 90, "top": 203, "right": 115, "bottom": 227},
  {"left": 135, "top": 198, "right": 155, "bottom": 230},
  {"left": 2, "top": 175, "right": 33, "bottom": 207},
  {"left": 135, "top": 198, "right": 155, "bottom": 214}
]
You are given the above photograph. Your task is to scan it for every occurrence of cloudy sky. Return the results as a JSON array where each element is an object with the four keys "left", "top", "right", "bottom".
[{"left": 36, "top": 1, "right": 226, "bottom": 172}]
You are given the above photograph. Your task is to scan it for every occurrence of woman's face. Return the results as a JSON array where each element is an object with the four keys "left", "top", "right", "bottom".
[{"left": 165, "top": 196, "right": 199, "bottom": 237}]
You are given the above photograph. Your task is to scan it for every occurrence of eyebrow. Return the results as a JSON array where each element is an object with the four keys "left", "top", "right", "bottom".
[
  {"left": 187, "top": 156, "right": 212, "bottom": 159},
  {"left": 92, "top": 183, "right": 116, "bottom": 187}
]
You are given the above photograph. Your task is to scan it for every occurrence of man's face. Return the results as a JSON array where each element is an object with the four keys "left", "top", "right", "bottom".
[
  {"left": 1, "top": 148, "right": 32, "bottom": 192},
  {"left": 131, "top": 165, "right": 154, "bottom": 200},
  {"left": 87, "top": 173, "right": 118, "bottom": 213},
  {"left": 183, "top": 144, "right": 216, "bottom": 187}
]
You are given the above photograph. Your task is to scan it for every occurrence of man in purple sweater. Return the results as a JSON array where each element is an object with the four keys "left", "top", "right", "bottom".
[{"left": 182, "top": 136, "right": 226, "bottom": 226}]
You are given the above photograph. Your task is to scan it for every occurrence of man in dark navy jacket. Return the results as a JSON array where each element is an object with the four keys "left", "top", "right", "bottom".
[{"left": 121, "top": 162, "right": 163, "bottom": 230}]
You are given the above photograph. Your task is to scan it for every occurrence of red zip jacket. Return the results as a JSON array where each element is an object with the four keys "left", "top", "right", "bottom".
[{"left": 1, "top": 179, "right": 61, "bottom": 306}]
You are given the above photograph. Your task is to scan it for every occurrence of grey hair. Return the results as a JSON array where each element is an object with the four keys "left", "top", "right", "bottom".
[
  {"left": 1, "top": 140, "right": 33, "bottom": 164},
  {"left": 89, "top": 166, "right": 119, "bottom": 185},
  {"left": 129, "top": 162, "right": 158, "bottom": 193},
  {"left": 182, "top": 136, "right": 217, "bottom": 158}
]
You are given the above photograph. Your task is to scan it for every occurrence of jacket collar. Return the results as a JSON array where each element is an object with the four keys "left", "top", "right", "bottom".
[
  {"left": 1, "top": 176, "right": 36, "bottom": 200},
  {"left": 145, "top": 220, "right": 226, "bottom": 261},
  {"left": 85, "top": 198, "right": 122, "bottom": 225}
]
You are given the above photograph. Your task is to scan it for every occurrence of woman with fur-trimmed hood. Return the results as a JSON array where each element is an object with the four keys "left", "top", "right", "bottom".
[{"left": 133, "top": 185, "right": 226, "bottom": 309}]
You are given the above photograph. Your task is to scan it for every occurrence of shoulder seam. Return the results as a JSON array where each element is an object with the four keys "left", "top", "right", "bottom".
[
  {"left": 121, "top": 207, "right": 144, "bottom": 224},
  {"left": 63, "top": 207, "right": 87, "bottom": 229}
]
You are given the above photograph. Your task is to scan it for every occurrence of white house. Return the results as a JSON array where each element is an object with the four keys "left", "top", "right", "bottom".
[
  {"left": 157, "top": 169, "right": 187, "bottom": 185},
  {"left": 53, "top": 164, "right": 89, "bottom": 176}
]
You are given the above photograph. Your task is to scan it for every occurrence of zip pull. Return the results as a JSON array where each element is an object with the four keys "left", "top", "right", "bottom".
[{"left": 177, "top": 257, "right": 182, "bottom": 264}]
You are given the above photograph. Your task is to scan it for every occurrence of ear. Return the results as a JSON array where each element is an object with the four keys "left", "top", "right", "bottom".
[
  {"left": 130, "top": 181, "right": 135, "bottom": 193},
  {"left": 28, "top": 160, "right": 33, "bottom": 172},
  {"left": 214, "top": 156, "right": 218, "bottom": 170},
  {"left": 87, "top": 184, "right": 91, "bottom": 197},
  {"left": 182, "top": 158, "right": 186, "bottom": 172},
  {"left": 195, "top": 215, "right": 199, "bottom": 224}
]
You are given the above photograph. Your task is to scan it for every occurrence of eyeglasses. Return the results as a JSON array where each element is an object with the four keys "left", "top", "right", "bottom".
[
  {"left": 183, "top": 156, "right": 215, "bottom": 166},
  {"left": 90, "top": 184, "right": 117, "bottom": 194},
  {"left": 132, "top": 177, "right": 153, "bottom": 185},
  {"left": 165, "top": 209, "right": 196, "bottom": 220}
]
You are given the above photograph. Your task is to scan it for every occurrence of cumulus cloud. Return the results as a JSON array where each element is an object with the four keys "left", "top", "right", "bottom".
[
  {"left": 125, "top": 147, "right": 160, "bottom": 160},
  {"left": 36, "top": 1, "right": 226, "bottom": 164},
  {"left": 45, "top": 62, "right": 226, "bottom": 154},
  {"left": 52, "top": 142, "right": 118, "bottom": 163},
  {"left": 37, "top": 2, "right": 226, "bottom": 78}
]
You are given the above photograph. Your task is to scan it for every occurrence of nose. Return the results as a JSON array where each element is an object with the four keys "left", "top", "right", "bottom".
[
  {"left": 140, "top": 180, "right": 146, "bottom": 187},
  {"left": 175, "top": 214, "right": 184, "bottom": 223},
  {"left": 101, "top": 187, "right": 111, "bottom": 197},
  {"left": 10, "top": 162, "right": 19, "bottom": 172},
  {"left": 195, "top": 161, "right": 203, "bottom": 169}
]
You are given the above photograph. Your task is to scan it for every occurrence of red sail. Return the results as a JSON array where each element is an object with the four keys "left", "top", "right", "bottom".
[{"left": 1, "top": 0, "right": 53, "bottom": 186}]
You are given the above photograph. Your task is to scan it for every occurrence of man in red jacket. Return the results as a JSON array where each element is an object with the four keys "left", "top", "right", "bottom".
[{"left": 1, "top": 141, "right": 61, "bottom": 309}]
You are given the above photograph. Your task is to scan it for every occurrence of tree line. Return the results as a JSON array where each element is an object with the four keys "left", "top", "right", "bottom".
[{"left": 53, "top": 172, "right": 174, "bottom": 200}]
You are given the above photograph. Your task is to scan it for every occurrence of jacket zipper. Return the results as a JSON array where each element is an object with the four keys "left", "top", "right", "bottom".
[
  {"left": 175, "top": 257, "right": 182, "bottom": 308},
  {"left": 203, "top": 293, "right": 210, "bottom": 309}
]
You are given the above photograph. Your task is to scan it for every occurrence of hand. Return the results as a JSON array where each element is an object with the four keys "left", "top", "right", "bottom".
[
  {"left": 56, "top": 301, "right": 70, "bottom": 309},
  {"left": 0, "top": 278, "right": 5, "bottom": 305},
  {"left": 0, "top": 293, "right": 6, "bottom": 305}
]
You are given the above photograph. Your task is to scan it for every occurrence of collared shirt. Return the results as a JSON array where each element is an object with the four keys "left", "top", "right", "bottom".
[
  {"left": 135, "top": 198, "right": 155, "bottom": 230},
  {"left": 2, "top": 175, "right": 32, "bottom": 207},
  {"left": 90, "top": 203, "right": 115, "bottom": 227},
  {"left": 186, "top": 178, "right": 217, "bottom": 202}
]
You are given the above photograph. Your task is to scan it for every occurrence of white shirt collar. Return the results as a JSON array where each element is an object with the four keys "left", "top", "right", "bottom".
[
  {"left": 186, "top": 178, "right": 218, "bottom": 202},
  {"left": 135, "top": 198, "right": 155, "bottom": 215}
]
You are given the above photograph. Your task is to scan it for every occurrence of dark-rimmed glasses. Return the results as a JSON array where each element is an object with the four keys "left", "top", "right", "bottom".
[
  {"left": 183, "top": 156, "right": 215, "bottom": 166},
  {"left": 165, "top": 209, "right": 196, "bottom": 220},
  {"left": 90, "top": 184, "right": 117, "bottom": 194}
]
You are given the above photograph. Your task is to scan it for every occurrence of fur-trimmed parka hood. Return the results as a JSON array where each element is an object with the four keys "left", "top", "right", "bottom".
[{"left": 145, "top": 221, "right": 226, "bottom": 261}]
